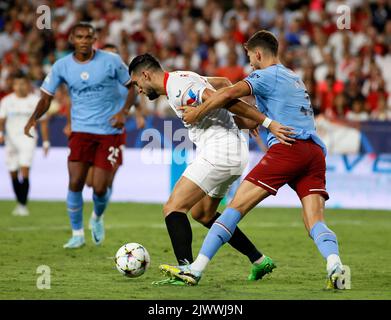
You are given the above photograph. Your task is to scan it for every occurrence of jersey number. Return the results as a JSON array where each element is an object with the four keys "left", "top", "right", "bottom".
[{"left": 107, "top": 146, "right": 120, "bottom": 167}]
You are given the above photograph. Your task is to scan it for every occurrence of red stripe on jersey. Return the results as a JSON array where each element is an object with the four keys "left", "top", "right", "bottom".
[{"left": 163, "top": 72, "right": 169, "bottom": 96}]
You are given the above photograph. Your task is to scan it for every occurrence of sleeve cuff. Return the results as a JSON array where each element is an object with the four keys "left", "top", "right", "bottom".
[
  {"left": 40, "top": 87, "right": 54, "bottom": 96},
  {"left": 243, "top": 80, "right": 253, "bottom": 95}
]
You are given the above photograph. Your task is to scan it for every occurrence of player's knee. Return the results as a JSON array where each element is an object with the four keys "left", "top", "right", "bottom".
[
  {"left": 69, "top": 179, "right": 84, "bottom": 192},
  {"left": 163, "top": 200, "right": 188, "bottom": 217},
  {"left": 191, "top": 208, "right": 214, "bottom": 225},
  {"left": 93, "top": 186, "right": 107, "bottom": 197}
]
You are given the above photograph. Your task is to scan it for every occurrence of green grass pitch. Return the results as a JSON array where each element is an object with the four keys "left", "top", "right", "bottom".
[{"left": 0, "top": 200, "right": 390, "bottom": 300}]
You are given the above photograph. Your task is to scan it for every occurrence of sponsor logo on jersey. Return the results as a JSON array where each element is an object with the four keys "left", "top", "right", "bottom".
[
  {"left": 80, "top": 72, "right": 89, "bottom": 80},
  {"left": 186, "top": 89, "right": 197, "bottom": 105}
]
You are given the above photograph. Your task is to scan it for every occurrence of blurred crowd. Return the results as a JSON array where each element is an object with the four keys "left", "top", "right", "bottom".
[{"left": 0, "top": 0, "right": 390, "bottom": 122}]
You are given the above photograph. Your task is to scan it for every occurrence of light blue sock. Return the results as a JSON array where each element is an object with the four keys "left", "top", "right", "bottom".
[
  {"left": 67, "top": 190, "right": 83, "bottom": 231},
  {"left": 199, "top": 208, "right": 242, "bottom": 260},
  {"left": 93, "top": 190, "right": 110, "bottom": 217},
  {"left": 107, "top": 187, "right": 113, "bottom": 200},
  {"left": 310, "top": 221, "right": 339, "bottom": 259}
]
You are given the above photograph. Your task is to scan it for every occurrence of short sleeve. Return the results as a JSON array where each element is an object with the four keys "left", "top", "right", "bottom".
[
  {"left": 244, "top": 69, "right": 274, "bottom": 97},
  {"left": 41, "top": 61, "right": 63, "bottom": 96},
  {"left": 114, "top": 54, "right": 131, "bottom": 86}
]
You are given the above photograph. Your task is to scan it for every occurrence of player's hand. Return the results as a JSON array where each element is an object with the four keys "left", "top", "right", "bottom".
[
  {"left": 177, "top": 106, "right": 199, "bottom": 125},
  {"left": 63, "top": 123, "right": 71, "bottom": 138},
  {"left": 0, "top": 135, "right": 4, "bottom": 145},
  {"left": 24, "top": 118, "right": 36, "bottom": 138},
  {"left": 135, "top": 113, "right": 145, "bottom": 129},
  {"left": 249, "top": 126, "right": 259, "bottom": 138},
  {"left": 269, "top": 121, "right": 296, "bottom": 146},
  {"left": 110, "top": 110, "right": 127, "bottom": 129}
]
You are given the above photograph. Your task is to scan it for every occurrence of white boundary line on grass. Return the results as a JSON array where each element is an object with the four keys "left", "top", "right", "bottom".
[{"left": 4, "top": 220, "right": 366, "bottom": 232}]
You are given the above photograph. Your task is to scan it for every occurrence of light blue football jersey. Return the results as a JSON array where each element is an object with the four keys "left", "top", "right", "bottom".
[
  {"left": 41, "top": 50, "right": 131, "bottom": 135},
  {"left": 244, "top": 64, "right": 327, "bottom": 155}
]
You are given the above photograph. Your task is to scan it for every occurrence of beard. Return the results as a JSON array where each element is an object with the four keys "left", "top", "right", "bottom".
[{"left": 146, "top": 89, "right": 159, "bottom": 100}]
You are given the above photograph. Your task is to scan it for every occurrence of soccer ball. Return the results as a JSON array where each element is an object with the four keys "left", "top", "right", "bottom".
[{"left": 115, "top": 243, "right": 150, "bottom": 278}]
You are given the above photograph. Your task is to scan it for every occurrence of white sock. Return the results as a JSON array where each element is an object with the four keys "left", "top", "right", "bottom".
[
  {"left": 327, "top": 254, "right": 342, "bottom": 272},
  {"left": 191, "top": 254, "right": 210, "bottom": 273},
  {"left": 254, "top": 255, "right": 265, "bottom": 265},
  {"left": 92, "top": 211, "right": 102, "bottom": 221},
  {"left": 72, "top": 229, "right": 84, "bottom": 237}
]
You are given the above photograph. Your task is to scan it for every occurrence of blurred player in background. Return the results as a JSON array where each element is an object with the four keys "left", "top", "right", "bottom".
[
  {"left": 0, "top": 72, "right": 50, "bottom": 216},
  {"left": 128, "top": 54, "right": 292, "bottom": 285},
  {"left": 24, "top": 23, "right": 137, "bottom": 249},
  {"left": 162, "top": 30, "right": 347, "bottom": 290},
  {"left": 62, "top": 43, "right": 144, "bottom": 196}
]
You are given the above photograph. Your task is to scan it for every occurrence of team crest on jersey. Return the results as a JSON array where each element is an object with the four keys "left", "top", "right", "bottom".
[
  {"left": 186, "top": 89, "right": 197, "bottom": 105},
  {"left": 80, "top": 72, "right": 89, "bottom": 80}
]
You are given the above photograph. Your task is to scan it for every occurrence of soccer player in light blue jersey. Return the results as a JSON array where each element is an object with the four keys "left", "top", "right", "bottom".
[
  {"left": 161, "top": 30, "right": 347, "bottom": 290},
  {"left": 24, "top": 23, "right": 138, "bottom": 249}
]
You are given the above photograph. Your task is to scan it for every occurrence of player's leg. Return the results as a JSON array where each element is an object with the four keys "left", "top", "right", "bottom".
[
  {"left": 17, "top": 166, "right": 30, "bottom": 216},
  {"left": 64, "top": 160, "right": 90, "bottom": 248},
  {"left": 160, "top": 142, "right": 297, "bottom": 285},
  {"left": 294, "top": 141, "right": 345, "bottom": 289},
  {"left": 162, "top": 181, "right": 272, "bottom": 285},
  {"left": 9, "top": 171, "right": 24, "bottom": 215},
  {"left": 191, "top": 193, "right": 265, "bottom": 270},
  {"left": 88, "top": 134, "right": 123, "bottom": 245},
  {"left": 85, "top": 166, "right": 94, "bottom": 188},
  {"left": 89, "top": 166, "right": 113, "bottom": 245},
  {"left": 301, "top": 194, "right": 345, "bottom": 289},
  {"left": 163, "top": 176, "right": 207, "bottom": 265},
  {"left": 6, "top": 139, "right": 24, "bottom": 215}
]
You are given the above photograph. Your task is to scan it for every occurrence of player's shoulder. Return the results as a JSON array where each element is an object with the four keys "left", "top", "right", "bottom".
[
  {"left": 51, "top": 52, "right": 73, "bottom": 70},
  {"left": 168, "top": 71, "right": 205, "bottom": 87},
  {"left": 248, "top": 64, "right": 279, "bottom": 79},
  {"left": 97, "top": 49, "right": 122, "bottom": 62},
  {"left": 0, "top": 92, "right": 15, "bottom": 104}
]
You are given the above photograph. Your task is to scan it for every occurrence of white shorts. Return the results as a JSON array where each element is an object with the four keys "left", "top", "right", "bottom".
[
  {"left": 183, "top": 133, "right": 249, "bottom": 198},
  {"left": 5, "top": 134, "right": 37, "bottom": 171}
]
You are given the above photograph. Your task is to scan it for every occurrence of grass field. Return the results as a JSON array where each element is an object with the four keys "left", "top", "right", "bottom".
[{"left": 0, "top": 200, "right": 390, "bottom": 300}]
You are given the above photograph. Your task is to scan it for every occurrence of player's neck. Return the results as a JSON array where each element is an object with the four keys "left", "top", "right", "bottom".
[
  {"left": 260, "top": 57, "right": 280, "bottom": 69},
  {"left": 73, "top": 49, "right": 95, "bottom": 63},
  {"left": 15, "top": 92, "right": 28, "bottom": 98},
  {"left": 153, "top": 71, "right": 168, "bottom": 96}
]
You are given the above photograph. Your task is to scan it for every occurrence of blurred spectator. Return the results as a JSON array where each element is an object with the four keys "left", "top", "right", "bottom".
[
  {"left": 215, "top": 51, "right": 245, "bottom": 84},
  {"left": 346, "top": 98, "right": 369, "bottom": 122},
  {"left": 370, "top": 95, "right": 391, "bottom": 121}
]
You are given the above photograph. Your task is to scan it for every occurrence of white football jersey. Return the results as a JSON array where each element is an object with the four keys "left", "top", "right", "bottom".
[
  {"left": 164, "top": 71, "right": 238, "bottom": 147},
  {"left": 0, "top": 93, "right": 40, "bottom": 136}
]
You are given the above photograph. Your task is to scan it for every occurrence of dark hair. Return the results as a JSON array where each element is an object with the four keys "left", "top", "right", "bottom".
[
  {"left": 71, "top": 22, "right": 95, "bottom": 35},
  {"left": 245, "top": 30, "right": 279, "bottom": 56},
  {"left": 102, "top": 43, "right": 118, "bottom": 51},
  {"left": 13, "top": 70, "right": 29, "bottom": 80},
  {"left": 128, "top": 53, "right": 162, "bottom": 76}
]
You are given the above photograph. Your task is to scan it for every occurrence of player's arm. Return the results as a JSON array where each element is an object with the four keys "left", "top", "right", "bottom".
[
  {"left": 24, "top": 91, "right": 53, "bottom": 138},
  {"left": 204, "top": 77, "right": 258, "bottom": 129},
  {"left": 182, "top": 82, "right": 295, "bottom": 145},
  {"left": 205, "top": 77, "right": 232, "bottom": 90},
  {"left": 110, "top": 84, "right": 141, "bottom": 129}
]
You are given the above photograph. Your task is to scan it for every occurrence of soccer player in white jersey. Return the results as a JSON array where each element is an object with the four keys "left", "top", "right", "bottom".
[
  {"left": 0, "top": 72, "right": 50, "bottom": 216},
  {"left": 128, "top": 54, "right": 292, "bottom": 285}
]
